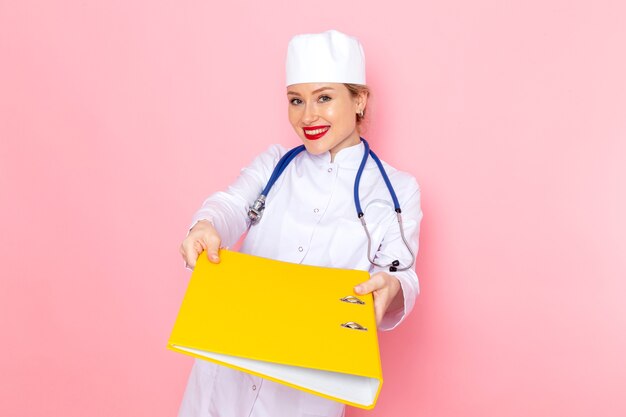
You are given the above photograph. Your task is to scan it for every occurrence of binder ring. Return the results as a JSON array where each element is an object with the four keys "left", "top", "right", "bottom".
[
  {"left": 341, "top": 321, "right": 368, "bottom": 331},
  {"left": 340, "top": 296, "right": 365, "bottom": 305}
]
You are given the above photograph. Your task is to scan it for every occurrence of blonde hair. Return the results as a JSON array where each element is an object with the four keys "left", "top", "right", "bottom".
[{"left": 344, "top": 83, "right": 371, "bottom": 133}]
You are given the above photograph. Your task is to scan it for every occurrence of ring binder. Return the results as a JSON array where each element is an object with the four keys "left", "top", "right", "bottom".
[
  {"left": 341, "top": 321, "right": 368, "bottom": 331},
  {"left": 168, "top": 249, "right": 383, "bottom": 409},
  {"left": 340, "top": 295, "right": 365, "bottom": 304}
]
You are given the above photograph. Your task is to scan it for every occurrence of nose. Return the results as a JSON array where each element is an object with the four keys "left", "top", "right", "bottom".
[{"left": 301, "top": 103, "right": 318, "bottom": 125}]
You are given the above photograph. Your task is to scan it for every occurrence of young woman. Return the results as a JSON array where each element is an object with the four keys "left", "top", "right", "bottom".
[{"left": 177, "top": 29, "right": 423, "bottom": 417}]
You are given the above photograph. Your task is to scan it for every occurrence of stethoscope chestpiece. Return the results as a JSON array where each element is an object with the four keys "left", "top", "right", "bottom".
[{"left": 248, "top": 195, "right": 266, "bottom": 225}]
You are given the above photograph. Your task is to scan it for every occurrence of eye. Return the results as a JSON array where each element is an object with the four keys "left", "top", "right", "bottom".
[
  {"left": 289, "top": 98, "right": 302, "bottom": 105},
  {"left": 318, "top": 95, "right": 332, "bottom": 103}
]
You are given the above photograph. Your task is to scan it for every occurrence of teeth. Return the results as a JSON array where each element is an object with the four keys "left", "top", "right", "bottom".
[{"left": 305, "top": 127, "right": 329, "bottom": 135}]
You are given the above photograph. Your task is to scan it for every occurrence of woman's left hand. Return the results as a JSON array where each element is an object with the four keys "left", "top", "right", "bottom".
[{"left": 354, "top": 272, "right": 403, "bottom": 326}]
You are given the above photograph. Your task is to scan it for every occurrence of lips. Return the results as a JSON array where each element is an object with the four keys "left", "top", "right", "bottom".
[{"left": 303, "top": 125, "right": 330, "bottom": 140}]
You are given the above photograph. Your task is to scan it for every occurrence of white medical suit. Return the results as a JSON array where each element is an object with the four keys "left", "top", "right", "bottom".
[{"left": 177, "top": 140, "right": 423, "bottom": 417}]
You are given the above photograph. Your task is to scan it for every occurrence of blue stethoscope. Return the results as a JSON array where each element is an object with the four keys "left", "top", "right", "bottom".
[{"left": 247, "top": 137, "right": 415, "bottom": 272}]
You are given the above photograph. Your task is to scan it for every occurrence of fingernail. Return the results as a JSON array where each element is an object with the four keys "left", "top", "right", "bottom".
[{"left": 355, "top": 286, "right": 362, "bottom": 293}]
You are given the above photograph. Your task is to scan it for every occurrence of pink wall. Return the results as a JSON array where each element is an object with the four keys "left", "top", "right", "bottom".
[{"left": 1, "top": 1, "right": 625, "bottom": 416}]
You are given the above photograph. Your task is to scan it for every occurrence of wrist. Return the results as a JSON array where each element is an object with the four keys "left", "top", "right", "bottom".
[
  {"left": 189, "top": 218, "right": 215, "bottom": 233},
  {"left": 386, "top": 274, "right": 404, "bottom": 312},
  {"left": 196, "top": 219, "right": 214, "bottom": 227}
]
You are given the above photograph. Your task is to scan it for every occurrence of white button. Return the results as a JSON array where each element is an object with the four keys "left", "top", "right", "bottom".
[
  {"left": 298, "top": 246, "right": 303, "bottom": 252},
  {"left": 313, "top": 208, "right": 319, "bottom": 213},
  {"left": 252, "top": 384, "right": 257, "bottom": 390},
  {"left": 327, "top": 167, "right": 333, "bottom": 172}
]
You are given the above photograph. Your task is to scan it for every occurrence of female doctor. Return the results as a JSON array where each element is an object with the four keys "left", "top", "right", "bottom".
[{"left": 177, "top": 29, "right": 423, "bottom": 417}]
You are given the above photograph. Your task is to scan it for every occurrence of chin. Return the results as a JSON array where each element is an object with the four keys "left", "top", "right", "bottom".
[{"left": 299, "top": 137, "right": 331, "bottom": 155}]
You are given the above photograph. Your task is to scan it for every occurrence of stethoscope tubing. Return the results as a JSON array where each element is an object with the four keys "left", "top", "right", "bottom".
[{"left": 249, "top": 137, "right": 415, "bottom": 273}]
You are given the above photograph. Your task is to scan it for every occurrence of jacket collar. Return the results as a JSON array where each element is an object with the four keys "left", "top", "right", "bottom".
[{"left": 306, "top": 140, "right": 377, "bottom": 170}]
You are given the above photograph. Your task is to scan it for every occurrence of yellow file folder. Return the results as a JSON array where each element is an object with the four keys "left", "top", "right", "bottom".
[{"left": 167, "top": 249, "right": 383, "bottom": 409}]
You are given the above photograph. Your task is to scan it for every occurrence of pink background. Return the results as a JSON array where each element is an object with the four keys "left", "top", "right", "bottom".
[{"left": 1, "top": 1, "right": 625, "bottom": 416}]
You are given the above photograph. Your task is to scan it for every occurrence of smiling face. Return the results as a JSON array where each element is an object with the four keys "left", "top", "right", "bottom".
[{"left": 287, "top": 82, "right": 367, "bottom": 160}]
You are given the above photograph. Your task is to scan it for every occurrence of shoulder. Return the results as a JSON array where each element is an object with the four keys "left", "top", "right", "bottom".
[
  {"left": 243, "top": 143, "right": 289, "bottom": 170},
  {"left": 377, "top": 160, "right": 423, "bottom": 220},
  {"left": 258, "top": 143, "right": 290, "bottom": 162},
  {"left": 239, "top": 144, "right": 291, "bottom": 182},
  {"left": 378, "top": 159, "right": 421, "bottom": 200}
]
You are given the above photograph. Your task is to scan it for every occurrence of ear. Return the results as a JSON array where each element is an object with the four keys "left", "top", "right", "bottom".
[{"left": 357, "top": 90, "right": 368, "bottom": 111}]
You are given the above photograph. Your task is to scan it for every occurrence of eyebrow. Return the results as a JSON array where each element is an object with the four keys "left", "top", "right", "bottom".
[{"left": 286, "top": 87, "right": 335, "bottom": 96}]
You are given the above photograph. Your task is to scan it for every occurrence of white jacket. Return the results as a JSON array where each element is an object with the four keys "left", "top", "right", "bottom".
[{"left": 178, "top": 140, "right": 423, "bottom": 417}]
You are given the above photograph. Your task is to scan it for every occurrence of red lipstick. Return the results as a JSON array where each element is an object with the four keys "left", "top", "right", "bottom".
[{"left": 303, "top": 125, "right": 330, "bottom": 140}]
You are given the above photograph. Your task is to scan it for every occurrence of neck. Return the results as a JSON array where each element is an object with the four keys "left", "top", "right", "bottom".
[{"left": 329, "top": 131, "right": 361, "bottom": 162}]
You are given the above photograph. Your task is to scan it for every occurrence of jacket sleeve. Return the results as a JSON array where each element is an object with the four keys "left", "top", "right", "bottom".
[
  {"left": 187, "top": 144, "right": 287, "bottom": 249},
  {"left": 369, "top": 176, "right": 423, "bottom": 331}
]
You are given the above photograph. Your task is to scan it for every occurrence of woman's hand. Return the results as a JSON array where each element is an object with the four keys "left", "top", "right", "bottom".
[
  {"left": 179, "top": 220, "right": 222, "bottom": 269},
  {"left": 354, "top": 272, "right": 403, "bottom": 326}
]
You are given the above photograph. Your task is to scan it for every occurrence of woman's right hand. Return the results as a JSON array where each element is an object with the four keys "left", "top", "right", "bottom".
[{"left": 179, "top": 220, "right": 222, "bottom": 269}]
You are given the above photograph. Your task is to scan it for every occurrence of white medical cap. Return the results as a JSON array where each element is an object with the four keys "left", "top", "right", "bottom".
[{"left": 285, "top": 29, "right": 366, "bottom": 87}]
